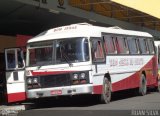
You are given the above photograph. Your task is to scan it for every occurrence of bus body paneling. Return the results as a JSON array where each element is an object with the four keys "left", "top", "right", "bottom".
[{"left": 25, "top": 23, "right": 158, "bottom": 102}]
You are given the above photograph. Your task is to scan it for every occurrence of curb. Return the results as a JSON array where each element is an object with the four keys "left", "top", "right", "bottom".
[
  {"left": 0, "top": 104, "right": 33, "bottom": 115},
  {"left": 0, "top": 105, "right": 25, "bottom": 116},
  {"left": 0, "top": 105, "right": 25, "bottom": 110}
]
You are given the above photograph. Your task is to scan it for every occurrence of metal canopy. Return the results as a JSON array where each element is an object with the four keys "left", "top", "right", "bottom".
[
  {"left": 1, "top": 0, "right": 160, "bottom": 38},
  {"left": 112, "top": 0, "right": 160, "bottom": 19},
  {"left": 0, "top": 0, "right": 90, "bottom": 36},
  {"left": 69, "top": 0, "right": 160, "bottom": 32}
]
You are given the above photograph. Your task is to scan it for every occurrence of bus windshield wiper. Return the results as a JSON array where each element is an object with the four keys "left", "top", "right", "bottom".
[
  {"left": 62, "top": 53, "right": 73, "bottom": 67},
  {"left": 60, "top": 48, "right": 73, "bottom": 67}
]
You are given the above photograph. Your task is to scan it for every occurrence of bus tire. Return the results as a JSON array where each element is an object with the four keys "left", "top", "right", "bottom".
[
  {"left": 158, "top": 79, "right": 160, "bottom": 92},
  {"left": 100, "top": 77, "right": 111, "bottom": 104},
  {"left": 139, "top": 74, "right": 147, "bottom": 96}
]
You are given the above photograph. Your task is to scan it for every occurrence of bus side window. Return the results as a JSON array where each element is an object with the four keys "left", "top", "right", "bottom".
[
  {"left": 148, "top": 40, "right": 155, "bottom": 54},
  {"left": 139, "top": 38, "right": 149, "bottom": 54},
  {"left": 116, "top": 36, "right": 129, "bottom": 54},
  {"left": 91, "top": 38, "right": 105, "bottom": 62},
  {"left": 103, "top": 35, "right": 117, "bottom": 54},
  {"left": 127, "top": 37, "right": 139, "bottom": 54},
  {"left": 144, "top": 39, "right": 149, "bottom": 54}
]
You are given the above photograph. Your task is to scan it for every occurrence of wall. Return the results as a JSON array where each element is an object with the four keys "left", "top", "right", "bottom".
[{"left": 0, "top": 35, "right": 16, "bottom": 53}]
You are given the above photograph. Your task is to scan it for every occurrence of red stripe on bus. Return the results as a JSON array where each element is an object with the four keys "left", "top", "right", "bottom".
[
  {"left": 93, "top": 73, "right": 139, "bottom": 94},
  {"left": 93, "top": 85, "right": 103, "bottom": 94},
  {"left": 93, "top": 56, "right": 158, "bottom": 94},
  {"left": 31, "top": 70, "right": 75, "bottom": 76},
  {"left": 7, "top": 92, "right": 26, "bottom": 103},
  {"left": 112, "top": 72, "right": 140, "bottom": 92}
]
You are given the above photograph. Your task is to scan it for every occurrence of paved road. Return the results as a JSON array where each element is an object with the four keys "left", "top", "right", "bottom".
[{"left": 19, "top": 89, "right": 160, "bottom": 116}]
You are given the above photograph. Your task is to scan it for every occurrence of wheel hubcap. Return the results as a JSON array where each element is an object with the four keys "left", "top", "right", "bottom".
[
  {"left": 142, "top": 79, "right": 146, "bottom": 94},
  {"left": 104, "top": 80, "right": 111, "bottom": 98}
]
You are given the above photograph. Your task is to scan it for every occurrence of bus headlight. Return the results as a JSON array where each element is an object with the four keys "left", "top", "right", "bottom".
[
  {"left": 27, "top": 77, "right": 41, "bottom": 89},
  {"left": 72, "top": 73, "right": 79, "bottom": 84},
  {"left": 80, "top": 72, "right": 86, "bottom": 79},
  {"left": 27, "top": 78, "right": 32, "bottom": 85},
  {"left": 79, "top": 72, "right": 87, "bottom": 84},
  {"left": 33, "top": 77, "right": 38, "bottom": 84},
  {"left": 72, "top": 73, "right": 78, "bottom": 80},
  {"left": 71, "top": 71, "right": 89, "bottom": 85}
]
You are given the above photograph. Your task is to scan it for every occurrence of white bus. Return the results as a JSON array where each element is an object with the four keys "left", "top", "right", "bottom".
[{"left": 25, "top": 23, "right": 159, "bottom": 103}]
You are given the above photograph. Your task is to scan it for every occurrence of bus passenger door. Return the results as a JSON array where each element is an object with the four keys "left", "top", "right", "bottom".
[{"left": 5, "top": 48, "right": 26, "bottom": 103}]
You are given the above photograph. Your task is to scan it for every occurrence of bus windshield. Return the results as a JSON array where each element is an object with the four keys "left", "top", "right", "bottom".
[{"left": 27, "top": 37, "right": 89, "bottom": 66}]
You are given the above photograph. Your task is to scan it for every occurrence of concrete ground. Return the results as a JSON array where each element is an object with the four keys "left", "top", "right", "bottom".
[{"left": 0, "top": 89, "right": 160, "bottom": 116}]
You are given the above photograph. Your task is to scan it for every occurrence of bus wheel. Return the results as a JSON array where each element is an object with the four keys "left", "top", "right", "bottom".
[
  {"left": 158, "top": 79, "right": 160, "bottom": 92},
  {"left": 100, "top": 77, "right": 111, "bottom": 104},
  {"left": 139, "top": 74, "right": 147, "bottom": 96}
]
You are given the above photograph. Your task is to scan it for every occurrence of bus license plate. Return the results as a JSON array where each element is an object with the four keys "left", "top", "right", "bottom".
[{"left": 50, "top": 90, "right": 62, "bottom": 95}]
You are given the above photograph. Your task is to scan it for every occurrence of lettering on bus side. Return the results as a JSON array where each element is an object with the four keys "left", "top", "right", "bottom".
[{"left": 108, "top": 58, "right": 144, "bottom": 67}]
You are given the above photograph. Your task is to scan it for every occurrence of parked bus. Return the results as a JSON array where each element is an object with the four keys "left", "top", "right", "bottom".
[
  {"left": 154, "top": 41, "right": 160, "bottom": 92},
  {"left": 25, "top": 23, "right": 158, "bottom": 103}
]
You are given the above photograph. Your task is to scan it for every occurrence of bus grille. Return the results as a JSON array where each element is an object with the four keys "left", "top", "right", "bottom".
[{"left": 40, "top": 74, "right": 71, "bottom": 88}]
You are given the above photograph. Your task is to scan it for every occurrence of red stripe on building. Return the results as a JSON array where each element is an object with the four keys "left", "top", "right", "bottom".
[{"left": 16, "top": 34, "right": 32, "bottom": 47}]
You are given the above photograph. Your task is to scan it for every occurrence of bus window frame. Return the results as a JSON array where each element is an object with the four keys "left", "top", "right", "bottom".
[
  {"left": 139, "top": 38, "right": 148, "bottom": 55},
  {"left": 144, "top": 39, "right": 150, "bottom": 54},
  {"left": 90, "top": 37, "right": 105, "bottom": 63},
  {"left": 115, "top": 36, "right": 129, "bottom": 54},
  {"left": 127, "top": 36, "right": 140, "bottom": 55},
  {"left": 147, "top": 39, "right": 155, "bottom": 55},
  {"left": 103, "top": 35, "right": 117, "bottom": 55}
]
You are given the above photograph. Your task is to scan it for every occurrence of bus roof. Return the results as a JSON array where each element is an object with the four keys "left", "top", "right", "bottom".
[{"left": 28, "top": 23, "right": 153, "bottom": 43}]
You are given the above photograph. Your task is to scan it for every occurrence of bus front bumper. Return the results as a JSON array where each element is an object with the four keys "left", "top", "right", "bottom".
[{"left": 27, "top": 84, "right": 93, "bottom": 99}]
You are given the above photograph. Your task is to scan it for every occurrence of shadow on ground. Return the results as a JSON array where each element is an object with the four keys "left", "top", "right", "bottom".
[{"left": 24, "top": 88, "right": 157, "bottom": 109}]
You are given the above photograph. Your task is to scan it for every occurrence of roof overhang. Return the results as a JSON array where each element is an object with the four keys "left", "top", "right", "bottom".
[
  {"left": 112, "top": 0, "right": 160, "bottom": 19},
  {"left": 1, "top": 0, "right": 160, "bottom": 39},
  {"left": 0, "top": 0, "right": 90, "bottom": 36},
  {"left": 68, "top": 0, "right": 160, "bottom": 39}
]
